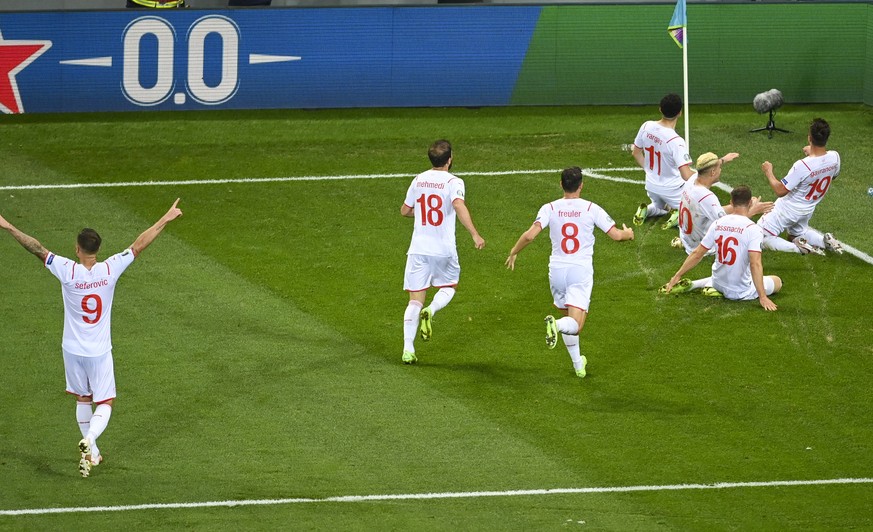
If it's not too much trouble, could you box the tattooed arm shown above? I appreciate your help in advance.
[0,213,49,262]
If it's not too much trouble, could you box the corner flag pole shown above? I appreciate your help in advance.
[682,27,689,150]
[668,0,689,149]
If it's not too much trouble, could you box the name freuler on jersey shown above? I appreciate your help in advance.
[558,210,582,217]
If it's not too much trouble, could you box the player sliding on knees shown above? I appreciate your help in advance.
[506,167,634,378]
[400,140,485,365]
[631,93,695,230]
[757,117,844,255]
[674,151,778,253]
[660,186,781,311]
[0,199,183,477]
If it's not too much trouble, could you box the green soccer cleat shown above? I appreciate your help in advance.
[659,277,692,295]
[418,307,433,341]
[701,287,724,298]
[661,209,679,230]
[402,351,417,364]
[632,203,648,226]
[544,315,558,350]
[576,355,588,378]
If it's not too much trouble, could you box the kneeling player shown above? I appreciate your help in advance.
[661,186,781,311]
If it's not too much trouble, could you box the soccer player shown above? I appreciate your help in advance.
[758,118,843,255]
[0,199,183,477]
[661,186,782,311]
[505,167,634,378]
[631,93,694,229]
[675,152,780,254]
[401,140,485,364]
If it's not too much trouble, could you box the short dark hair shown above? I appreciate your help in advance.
[730,185,752,208]
[561,167,583,192]
[809,118,830,147]
[428,139,452,168]
[660,93,683,119]
[77,228,101,254]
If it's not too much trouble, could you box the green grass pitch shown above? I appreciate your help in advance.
[1,104,871,529]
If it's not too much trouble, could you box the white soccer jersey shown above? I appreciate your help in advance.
[633,121,692,194]
[535,198,616,268]
[678,177,726,254]
[45,250,136,357]
[774,151,840,217]
[700,214,764,301]
[404,169,465,258]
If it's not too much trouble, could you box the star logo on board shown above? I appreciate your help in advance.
[0,29,52,114]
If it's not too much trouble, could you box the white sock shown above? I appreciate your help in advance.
[86,404,112,445]
[648,203,668,217]
[762,235,801,253]
[428,287,456,315]
[562,334,585,371]
[76,401,92,438]
[403,301,423,353]
[691,277,712,290]
[801,230,825,248]
[556,316,579,335]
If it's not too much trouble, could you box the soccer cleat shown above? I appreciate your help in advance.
[544,315,558,350]
[78,438,92,478]
[670,236,683,249]
[575,356,588,378]
[402,351,417,364]
[792,236,825,256]
[701,287,723,298]
[659,278,692,295]
[661,209,679,230]
[823,233,844,255]
[632,203,648,226]
[418,307,433,341]
[79,457,91,478]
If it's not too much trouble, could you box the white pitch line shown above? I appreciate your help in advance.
[0,168,642,192]
[711,182,873,266]
[1,478,870,516]
[2,168,867,265]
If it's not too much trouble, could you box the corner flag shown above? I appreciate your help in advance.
[668,0,686,48]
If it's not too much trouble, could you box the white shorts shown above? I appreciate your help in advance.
[403,254,460,292]
[549,265,593,311]
[717,275,777,301]
[646,186,683,211]
[63,350,116,403]
[757,206,813,238]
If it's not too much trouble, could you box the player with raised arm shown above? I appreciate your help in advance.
[661,186,782,311]
[506,167,634,378]
[675,152,779,254]
[631,93,695,229]
[758,118,843,255]
[0,199,183,477]
[400,140,485,364]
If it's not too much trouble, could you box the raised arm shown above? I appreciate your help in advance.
[505,222,542,270]
[0,213,49,262]
[452,198,485,250]
[761,162,790,197]
[131,198,183,256]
